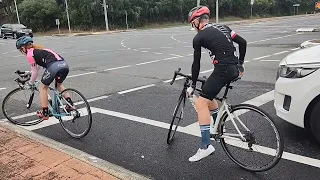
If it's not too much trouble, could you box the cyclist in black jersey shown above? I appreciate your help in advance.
[187,6,247,162]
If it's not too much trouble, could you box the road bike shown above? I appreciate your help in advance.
[2,70,92,139]
[167,68,284,172]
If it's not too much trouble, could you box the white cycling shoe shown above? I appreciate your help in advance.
[188,145,215,162]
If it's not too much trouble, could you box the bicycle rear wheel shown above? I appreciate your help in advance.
[219,104,284,172]
[57,88,92,139]
[167,91,186,145]
[2,88,43,126]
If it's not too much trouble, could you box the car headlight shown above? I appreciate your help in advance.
[278,65,318,79]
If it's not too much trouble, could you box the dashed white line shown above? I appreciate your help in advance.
[105,65,131,71]
[2,52,9,55]
[136,60,161,66]
[97,50,109,52]
[141,51,148,53]
[77,51,88,53]
[248,33,303,44]
[160,47,173,49]
[0,88,6,91]
[170,54,183,57]
[139,48,151,50]
[154,52,163,55]
[87,95,109,103]
[68,72,97,78]
[13,55,24,58]
[253,55,272,60]
[118,84,156,95]
[133,49,138,51]
[61,52,67,54]
[273,51,289,55]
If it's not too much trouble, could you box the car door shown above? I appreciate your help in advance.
[1,24,12,35]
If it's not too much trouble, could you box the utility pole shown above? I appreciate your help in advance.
[197,0,200,7]
[65,0,71,33]
[103,0,109,31]
[216,0,219,23]
[13,0,20,24]
[125,11,128,30]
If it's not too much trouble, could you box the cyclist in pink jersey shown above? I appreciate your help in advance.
[16,36,73,120]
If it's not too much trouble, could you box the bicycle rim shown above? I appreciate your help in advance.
[58,88,92,139]
[167,92,186,145]
[2,88,43,126]
[219,104,284,172]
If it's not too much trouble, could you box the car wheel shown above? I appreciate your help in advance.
[13,33,17,39]
[310,100,320,143]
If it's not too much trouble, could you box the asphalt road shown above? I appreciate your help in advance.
[1,14,320,179]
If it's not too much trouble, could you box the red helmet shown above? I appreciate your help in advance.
[188,6,210,23]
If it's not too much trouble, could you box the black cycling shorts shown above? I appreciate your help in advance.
[200,64,239,101]
[41,60,69,86]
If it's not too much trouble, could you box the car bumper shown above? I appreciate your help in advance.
[17,32,33,37]
[274,77,313,128]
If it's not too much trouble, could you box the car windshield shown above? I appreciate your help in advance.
[12,24,26,29]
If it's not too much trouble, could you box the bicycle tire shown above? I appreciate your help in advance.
[167,91,186,145]
[2,88,43,126]
[219,104,284,172]
[57,88,92,139]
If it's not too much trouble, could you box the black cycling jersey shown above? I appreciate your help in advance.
[191,23,247,86]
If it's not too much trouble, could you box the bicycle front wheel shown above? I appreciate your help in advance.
[2,88,43,126]
[219,104,284,172]
[57,88,92,139]
[167,91,186,145]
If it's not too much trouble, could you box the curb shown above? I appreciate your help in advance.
[0,121,152,180]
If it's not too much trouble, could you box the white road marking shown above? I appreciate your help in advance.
[87,95,109,103]
[253,55,272,60]
[248,33,303,44]
[291,47,300,51]
[97,50,109,52]
[141,51,148,53]
[2,52,9,55]
[61,52,67,54]
[104,65,131,71]
[0,88,6,91]
[118,84,156,95]
[154,52,163,55]
[133,49,138,51]
[89,106,320,169]
[68,72,97,78]
[170,54,183,57]
[77,51,88,53]
[136,60,161,66]
[160,47,173,49]
[273,51,289,55]
[260,60,281,62]
[139,48,151,50]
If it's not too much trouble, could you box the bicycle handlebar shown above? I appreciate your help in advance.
[170,68,207,85]
[14,70,31,86]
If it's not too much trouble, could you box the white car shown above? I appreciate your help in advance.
[274,44,320,143]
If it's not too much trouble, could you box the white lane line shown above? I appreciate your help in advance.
[77,51,88,53]
[118,84,156,95]
[170,54,183,57]
[141,51,148,53]
[273,51,289,55]
[90,106,320,169]
[2,52,9,55]
[136,60,161,66]
[92,107,170,129]
[164,56,181,60]
[248,33,303,44]
[61,52,67,54]
[133,49,138,51]
[291,47,300,51]
[154,52,163,55]
[139,48,151,50]
[260,60,281,62]
[87,95,109,103]
[0,88,6,91]
[104,65,131,71]
[253,55,272,60]
[160,47,173,49]
[97,50,109,52]
[12,50,17,53]
[68,72,97,78]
